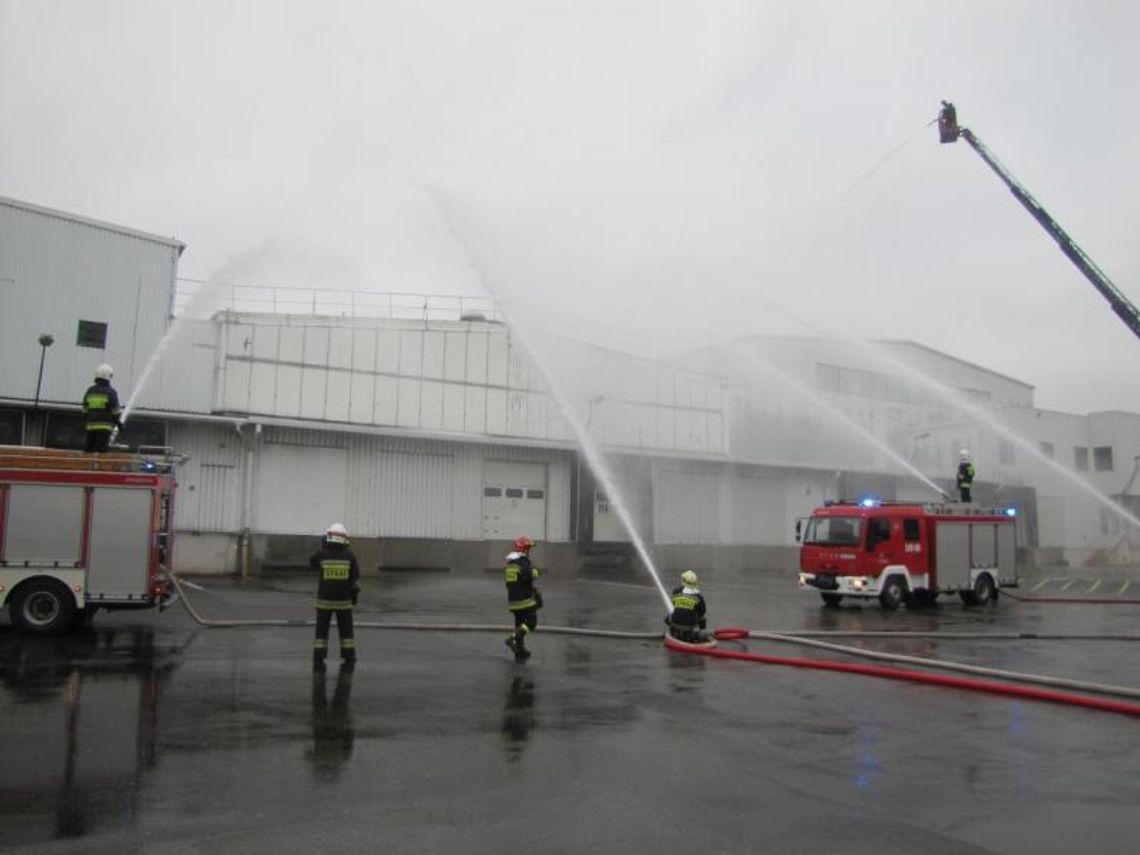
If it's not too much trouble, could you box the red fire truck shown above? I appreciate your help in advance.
[797,500,1018,609]
[0,446,181,634]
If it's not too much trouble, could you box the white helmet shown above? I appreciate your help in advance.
[325,522,349,544]
[681,570,699,586]
[95,363,114,380]
[959,449,970,463]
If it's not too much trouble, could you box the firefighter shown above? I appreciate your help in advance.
[310,523,360,673]
[504,536,542,663]
[665,570,708,643]
[82,364,122,452]
[956,449,976,503]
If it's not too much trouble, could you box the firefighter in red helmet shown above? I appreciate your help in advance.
[504,536,542,663]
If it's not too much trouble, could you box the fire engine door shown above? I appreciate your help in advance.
[865,517,894,571]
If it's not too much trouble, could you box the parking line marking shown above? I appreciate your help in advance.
[1032,579,1049,591]
[1120,581,1132,596]
[1059,579,1075,592]
[1088,579,1102,593]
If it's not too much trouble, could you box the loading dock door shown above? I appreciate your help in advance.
[482,461,546,540]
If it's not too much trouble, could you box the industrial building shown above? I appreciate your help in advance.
[2,194,1138,576]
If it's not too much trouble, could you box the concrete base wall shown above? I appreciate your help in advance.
[172,532,239,575]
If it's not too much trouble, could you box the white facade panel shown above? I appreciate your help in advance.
[255,442,348,535]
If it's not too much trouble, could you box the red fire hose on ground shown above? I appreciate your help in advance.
[664,628,1140,718]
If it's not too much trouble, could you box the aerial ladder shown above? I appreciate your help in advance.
[938,101,1140,341]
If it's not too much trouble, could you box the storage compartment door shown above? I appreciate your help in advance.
[87,488,153,599]
[3,484,84,566]
[933,522,970,589]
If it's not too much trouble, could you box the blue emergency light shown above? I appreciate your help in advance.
[859,496,880,508]
[1004,508,1017,517]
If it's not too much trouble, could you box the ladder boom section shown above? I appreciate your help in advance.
[940,102,1140,341]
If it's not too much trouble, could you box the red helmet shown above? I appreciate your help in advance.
[514,536,535,552]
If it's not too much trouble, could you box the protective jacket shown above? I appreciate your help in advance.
[82,379,121,433]
[505,552,540,611]
[956,462,975,492]
[310,541,361,610]
[667,585,707,631]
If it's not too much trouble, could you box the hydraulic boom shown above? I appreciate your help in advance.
[938,101,1140,341]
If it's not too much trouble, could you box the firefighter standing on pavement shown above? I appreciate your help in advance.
[666,570,708,643]
[310,523,360,673]
[956,449,976,503]
[504,536,542,663]
[82,364,121,452]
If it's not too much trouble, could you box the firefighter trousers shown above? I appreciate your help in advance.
[314,607,356,662]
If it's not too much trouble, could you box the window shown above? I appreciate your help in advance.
[867,517,891,547]
[526,489,544,499]
[1074,446,1089,471]
[1038,441,1054,458]
[505,488,524,498]
[0,409,23,444]
[1093,446,1114,472]
[483,487,502,497]
[903,518,920,541]
[76,320,108,349]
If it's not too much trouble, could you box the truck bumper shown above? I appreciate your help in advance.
[798,572,879,598]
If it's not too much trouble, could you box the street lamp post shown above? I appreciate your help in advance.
[33,333,54,445]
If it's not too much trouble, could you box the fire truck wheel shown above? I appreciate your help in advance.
[820,593,843,607]
[10,580,76,636]
[963,574,995,606]
[878,576,908,610]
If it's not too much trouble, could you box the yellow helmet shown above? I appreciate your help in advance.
[680,570,699,586]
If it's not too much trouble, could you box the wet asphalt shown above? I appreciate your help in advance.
[1,566,1138,855]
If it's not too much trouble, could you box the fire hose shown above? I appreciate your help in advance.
[665,628,1140,718]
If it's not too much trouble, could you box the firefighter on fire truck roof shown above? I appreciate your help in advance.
[956,449,976,503]
[82,363,121,453]
[310,523,360,674]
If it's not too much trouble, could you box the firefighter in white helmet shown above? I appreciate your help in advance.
[310,523,360,673]
[665,570,708,643]
[956,449,975,503]
[82,364,121,452]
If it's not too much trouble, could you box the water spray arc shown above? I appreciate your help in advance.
[427,191,673,611]
[733,344,948,500]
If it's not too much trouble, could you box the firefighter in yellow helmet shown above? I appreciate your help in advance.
[504,536,542,663]
[82,364,121,452]
[665,570,708,643]
[310,523,360,673]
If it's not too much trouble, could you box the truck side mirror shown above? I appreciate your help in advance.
[794,520,802,543]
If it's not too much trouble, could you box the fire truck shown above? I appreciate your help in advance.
[797,500,1018,609]
[0,446,181,634]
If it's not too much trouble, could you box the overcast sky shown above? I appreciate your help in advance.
[3,0,1138,414]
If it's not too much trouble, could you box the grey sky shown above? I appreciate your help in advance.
[2,1,1138,413]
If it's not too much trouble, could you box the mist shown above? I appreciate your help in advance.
[2,0,1139,413]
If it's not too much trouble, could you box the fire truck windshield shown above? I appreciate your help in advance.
[803,516,863,546]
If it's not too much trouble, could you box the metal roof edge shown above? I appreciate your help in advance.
[0,194,186,256]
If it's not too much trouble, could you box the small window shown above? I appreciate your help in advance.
[1038,441,1054,458]
[903,518,920,541]
[77,320,108,349]
[526,489,544,499]
[1094,446,1114,471]
[1074,446,1089,471]
[0,409,24,444]
[483,487,502,497]
[867,517,891,547]
[505,488,524,498]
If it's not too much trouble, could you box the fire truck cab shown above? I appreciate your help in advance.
[797,500,1018,609]
[0,446,182,634]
